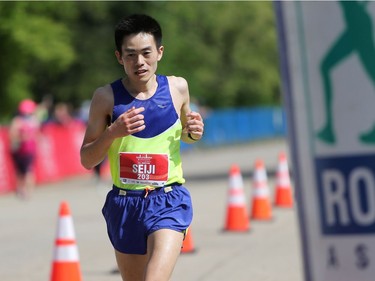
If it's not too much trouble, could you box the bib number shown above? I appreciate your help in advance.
[119,153,169,187]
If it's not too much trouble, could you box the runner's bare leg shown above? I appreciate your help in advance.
[115,229,183,281]
[145,229,184,281]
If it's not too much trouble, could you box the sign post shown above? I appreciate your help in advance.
[275,1,375,281]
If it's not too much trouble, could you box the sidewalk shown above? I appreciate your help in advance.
[0,138,303,281]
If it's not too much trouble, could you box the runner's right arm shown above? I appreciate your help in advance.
[80,85,146,170]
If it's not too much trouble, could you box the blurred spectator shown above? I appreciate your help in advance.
[78,99,91,124]
[9,99,40,199]
[78,100,107,183]
[51,102,75,126]
[35,94,53,124]
[93,159,106,185]
[190,97,209,119]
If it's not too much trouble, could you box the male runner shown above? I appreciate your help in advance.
[80,14,204,281]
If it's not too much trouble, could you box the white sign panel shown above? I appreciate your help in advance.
[276,1,375,281]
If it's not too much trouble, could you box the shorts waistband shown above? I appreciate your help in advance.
[112,183,182,198]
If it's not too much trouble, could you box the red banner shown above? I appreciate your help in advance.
[0,128,17,194]
[34,124,61,184]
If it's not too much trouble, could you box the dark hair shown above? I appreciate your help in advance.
[115,14,162,53]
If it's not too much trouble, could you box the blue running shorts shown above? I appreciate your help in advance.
[102,184,193,255]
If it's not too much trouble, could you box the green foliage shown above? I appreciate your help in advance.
[36,2,149,108]
[0,1,281,121]
[154,1,280,108]
[0,1,76,120]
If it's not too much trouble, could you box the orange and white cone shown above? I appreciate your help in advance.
[224,164,250,232]
[181,227,196,254]
[250,159,272,221]
[50,201,82,281]
[274,152,294,208]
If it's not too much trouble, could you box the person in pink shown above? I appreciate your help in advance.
[9,99,40,199]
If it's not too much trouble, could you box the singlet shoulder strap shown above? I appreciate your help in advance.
[157,74,168,85]
[110,79,133,106]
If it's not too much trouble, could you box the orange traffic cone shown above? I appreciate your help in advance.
[50,201,82,281]
[250,159,272,221]
[181,227,196,254]
[224,164,250,232]
[274,152,294,208]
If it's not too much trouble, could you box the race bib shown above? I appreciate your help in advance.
[119,153,169,187]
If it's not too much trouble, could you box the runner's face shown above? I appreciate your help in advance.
[116,32,163,82]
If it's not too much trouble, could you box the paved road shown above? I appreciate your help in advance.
[0,138,303,281]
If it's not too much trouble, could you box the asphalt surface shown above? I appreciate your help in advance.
[0,138,303,281]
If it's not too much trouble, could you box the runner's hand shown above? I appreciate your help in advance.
[185,111,204,140]
[109,106,145,138]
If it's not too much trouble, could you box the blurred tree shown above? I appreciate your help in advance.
[36,1,149,109]
[154,1,280,108]
[0,1,280,121]
[0,2,76,121]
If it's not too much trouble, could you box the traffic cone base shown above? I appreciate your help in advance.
[51,263,81,281]
[225,206,250,232]
[251,198,272,220]
[275,188,293,208]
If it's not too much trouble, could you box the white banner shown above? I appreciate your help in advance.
[276,1,375,281]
